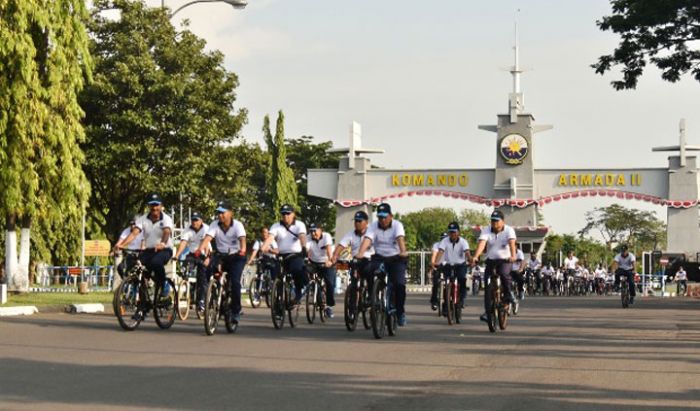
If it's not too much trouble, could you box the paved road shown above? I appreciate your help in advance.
[0,294,699,411]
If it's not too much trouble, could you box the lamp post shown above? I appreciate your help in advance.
[166,0,247,18]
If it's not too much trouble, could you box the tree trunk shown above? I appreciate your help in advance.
[5,214,18,290]
[16,216,31,292]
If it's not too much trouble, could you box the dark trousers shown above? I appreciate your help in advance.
[369,255,407,317]
[117,253,139,278]
[446,264,468,306]
[350,258,374,292]
[281,254,308,301]
[208,253,246,315]
[309,262,337,307]
[484,259,513,311]
[614,268,636,297]
[258,256,280,281]
[430,265,444,304]
[511,270,525,294]
[186,256,208,305]
[139,248,173,284]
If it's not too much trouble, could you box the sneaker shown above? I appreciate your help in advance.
[398,314,407,326]
[430,303,438,311]
[518,291,525,301]
[131,311,144,322]
[479,313,488,322]
[230,312,241,324]
[630,296,635,305]
[324,307,334,318]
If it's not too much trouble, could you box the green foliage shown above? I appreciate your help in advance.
[458,209,490,246]
[80,0,246,244]
[286,136,341,233]
[593,0,700,89]
[401,207,459,250]
[0,0,92,263]
[264,111,298,215]
[578,204,666,251]
[543,234,610,268]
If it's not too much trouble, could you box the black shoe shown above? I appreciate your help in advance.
[479,313,488,322]
[431,303,438,311]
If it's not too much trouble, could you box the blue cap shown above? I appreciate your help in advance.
[280,204,295,215]
[146,193,162,206]
[490,210,504,221]
[447,221,460,232]
[376,203,392,218]
[191,212,203,221]
[353,211,369,221]
[215,200,232,213]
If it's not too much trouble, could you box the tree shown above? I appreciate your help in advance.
[80,0,246,244]
[592,1,700,89]
[286,136,341,233]
[543,234,610,268]
[401,208,459,250]
[578,204,666,253]
[0,0,92,290]
[263,111,298,214]
[458,209,490,246]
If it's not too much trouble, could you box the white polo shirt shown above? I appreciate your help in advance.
[437,237,470,265]
[478,225,516,260]
[206,219,246,254]
[594,268,607,279]
[511,249,526,271]
[339,229,373,259]
[432,242,446,265]
[269,220,307,254]
[614,253,636,270]
[364,220,405,257]
[676,269,687,281]
[307,232,333,264]
[135,212,174,249]
[527,257,541,270]
[181,223,209,252]
[119,227,143,251]
[253,239,278,259]
[563,256,579,270]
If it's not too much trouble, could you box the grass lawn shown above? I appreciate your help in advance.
[2,292,113,307]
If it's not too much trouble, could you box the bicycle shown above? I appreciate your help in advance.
[203,252,239,336]
[270,254,301,330]
[485,268,510,333]
[471,272,482,296]
[541,274,551,296]
[113,249,177,331]
[305,262,328,324]
[619,273,630,308]
[175,254,200,321]
[248,258,273,309]
[438,264,463,325]
[343,259,372,332]
[370,256,401,339]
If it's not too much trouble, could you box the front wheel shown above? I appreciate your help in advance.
[286,282,299,328]
[114,276,142,331]
[445,283,455,325]
[271,279,285,330]
[204,280,222,336]
[249,276,261,309]
[371,279,387,339]
[223,287,238,334]
[154,278,177,330]
[306,281,317,324]
[176,277,191,321]
[344,282,359,332]
[486,285,498,333]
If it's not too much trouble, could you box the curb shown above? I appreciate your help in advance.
[65,303,105,314]
[0,306,38,316]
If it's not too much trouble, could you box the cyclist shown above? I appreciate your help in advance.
[471,263,484,294]
[119,193,175,321]
[612,245,637,304]
[174,212,210,314]
[562,250,580,287]
[356,203,409,326]
[471,210,517,323]
[431,222,471,311]
[510,248,526,300]
[113,217,143,280]
[332,210,374,292]
[673,266,688,296]
[262,204,308,305]
[594,264,607,293]
[307,223,336,318]
[430,232,448,311]
[248,226,280,284]
[526,252,541,292]
[195,201,247,324]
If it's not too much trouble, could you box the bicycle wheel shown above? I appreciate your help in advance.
[361,284,371,330]
[371,279,387,339]
[318,281,327,323]
[486,282,498,333]
[249,276,261,309]
[498,291,509,330]
[154,278,177,330]
[286,282,299,328]
[621,281,629,309]
[436,278,444,318]
[445,282,455,325]
[114,276,142,331]
[387,286,397,337]
[344,282,359,331]
[223,287,238,334]
[204,280,221,336]
[306,281,317,324]
[176,277,191,321]
[264,277,271,308]
[447,282,456,325]
[271,278,285,330]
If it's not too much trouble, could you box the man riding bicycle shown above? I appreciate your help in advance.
[262,204,308,306]
[471,210,517,323]
[562,250,580,287]
[307,223,337,318]
[356,203,409,326]
[510,248,526,300]
[195,201,247,324]
[119,193,174,321]
[248,226,280,282]
[173,212,209,315]
[114,216,143,281]
[432,222,471,311]
[674,266,688,296]
[526,252,541,292]
[429,232,448,311]
[332,210,374,294]
[612,245,637,305]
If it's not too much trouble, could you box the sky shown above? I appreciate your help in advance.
[146,0,700,236]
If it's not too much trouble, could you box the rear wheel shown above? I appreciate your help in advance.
[154,278,177,330]
[176,277,190,321]
[286,282,299,328]
[306,281,317,324]
[271,279,285,330]
[204,280,221,336]
[114,276,142,331]
[445,282,455,325]
[249,276,261,308]
[344,282,359,331]
[371,279,387,339]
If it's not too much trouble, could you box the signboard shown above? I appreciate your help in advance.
[659,258,669,266]
[84,240,111,257]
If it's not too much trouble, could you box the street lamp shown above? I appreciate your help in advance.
[169,0,247,18]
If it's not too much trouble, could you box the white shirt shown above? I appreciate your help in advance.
[595,268,607,279]
[307,232,333,264]
[340,229,373,259]
[269,220,307,254]
[472,265,484,277]
[181,224,209,252]
[676,269,687,281]
[206,219,246,254]
[119,227,143,251]
[135,212,174,249]
[432,242,446,265]
[614,252,636,270]
[511,249,525,271]
[527,257,541,270]
[542,266,553,276]
[563,256,579,270]
[253,238,278,259]
[437,237,470,265]
[364,220,405,257]
[478,225,517,260]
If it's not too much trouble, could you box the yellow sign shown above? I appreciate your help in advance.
[84,240,111,257]
[557,173,642,187]
[391,173,469,188]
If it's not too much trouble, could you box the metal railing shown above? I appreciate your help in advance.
[34,265,115,291]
